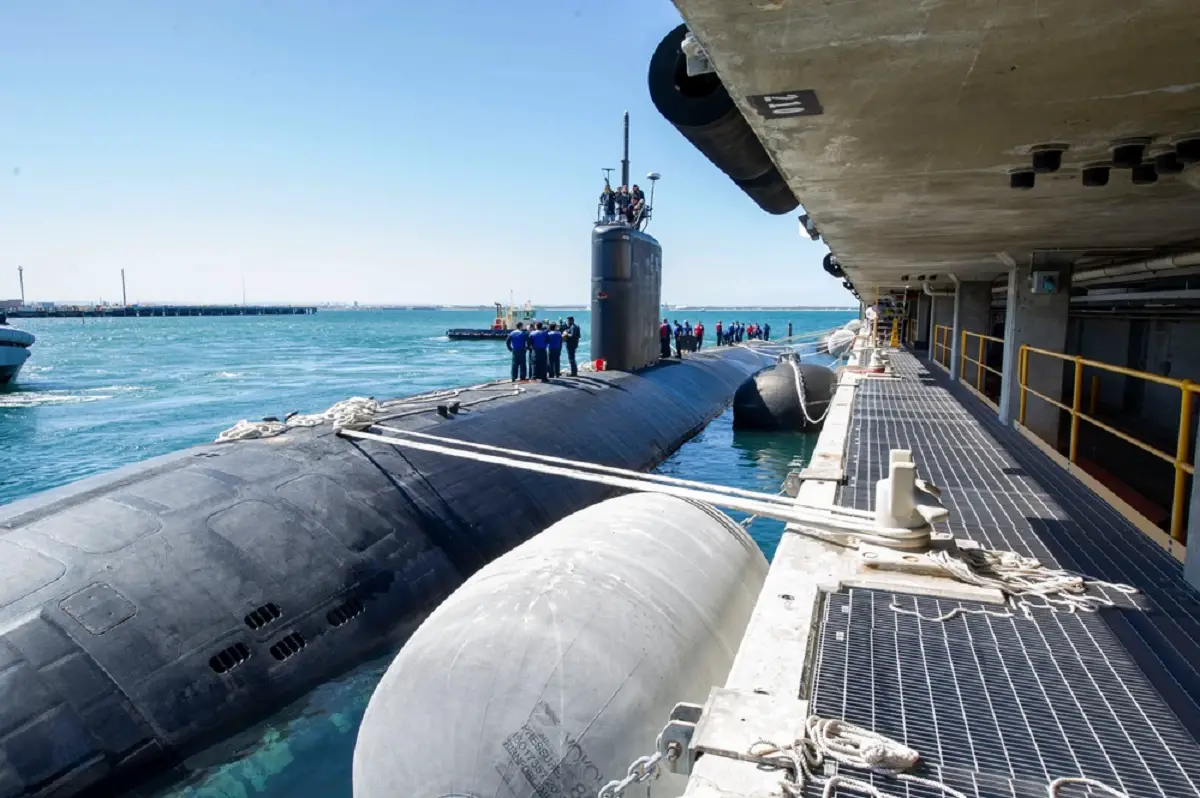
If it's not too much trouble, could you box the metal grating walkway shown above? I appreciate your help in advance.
[812,352,1200,798]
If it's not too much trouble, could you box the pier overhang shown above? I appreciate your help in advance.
[671,0,1200,298]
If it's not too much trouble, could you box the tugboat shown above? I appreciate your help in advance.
[446,299,541,340]
[0,311,35,386]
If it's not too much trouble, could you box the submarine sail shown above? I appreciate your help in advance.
[590,112,665,371]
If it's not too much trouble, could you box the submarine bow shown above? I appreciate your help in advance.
[0,348,766,798]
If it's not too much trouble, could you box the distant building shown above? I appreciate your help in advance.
[0,299,22,311]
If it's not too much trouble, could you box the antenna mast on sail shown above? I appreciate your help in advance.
[621,111,630,188]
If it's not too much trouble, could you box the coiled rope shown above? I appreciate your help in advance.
[750,716,967,798]
[214,382,521,443]
[889,547,1138,622]
[215,397,380,442]
[748,715,1129,798]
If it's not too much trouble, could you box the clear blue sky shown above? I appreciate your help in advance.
[0,0,845,307]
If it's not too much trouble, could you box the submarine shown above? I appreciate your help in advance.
[350,39,844,798]
[0,121,777,798]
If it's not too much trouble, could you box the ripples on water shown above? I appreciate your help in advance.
[0,308,853,798]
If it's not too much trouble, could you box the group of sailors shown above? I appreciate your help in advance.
[599,183,647,226]
[658,319,781,359]
[506,315,794,375]
[714,320,771,345]
[505,317,582,382]
[659,319,706,358]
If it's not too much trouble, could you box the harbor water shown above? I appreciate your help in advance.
[0,307,852,798]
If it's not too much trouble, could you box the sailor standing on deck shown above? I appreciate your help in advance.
[659,318,672,359]
[547,323,563,378]
[506,322,528,382]
[600,184,616,223]
[695,320,705,349]
[673,320,684,359]
[528,322,550,383]
[714,320,722,346]
[563,316,581,376]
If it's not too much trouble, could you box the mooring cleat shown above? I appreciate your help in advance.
[874,450,948,538]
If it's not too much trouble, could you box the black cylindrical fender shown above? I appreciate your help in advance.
[648,24,799,215]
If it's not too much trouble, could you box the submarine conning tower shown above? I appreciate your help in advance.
[590,223,662,371]
[589,111,665,372]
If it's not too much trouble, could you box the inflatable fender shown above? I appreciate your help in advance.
[648,24,799,215]
[733,360,837,431]
[352,493,769,798]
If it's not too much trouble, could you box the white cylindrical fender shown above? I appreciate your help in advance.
[352,493,769,798]
[826,327,856,358]
[843,319,863,332]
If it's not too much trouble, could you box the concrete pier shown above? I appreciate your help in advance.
[680,349,1200,798]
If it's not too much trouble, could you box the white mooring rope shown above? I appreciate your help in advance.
[750,715,969,798]
[213,382,522,444]
[746,715,1129,798]
[344,428,869,533]
[789,355,833,427]
[888,547,1138,622]
[1047,776,1131,797]
[261,396,1133,618]
[371,425,800,509]
[215,397,380,442]
[340,426,939,549]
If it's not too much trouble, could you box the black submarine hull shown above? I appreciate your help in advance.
[0,348,766,798]
[445,328,510,340]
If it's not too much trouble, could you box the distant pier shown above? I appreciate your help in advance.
[10,304,318,319]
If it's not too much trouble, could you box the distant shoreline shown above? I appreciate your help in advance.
[319,305,858,312]
[15,303,858,313]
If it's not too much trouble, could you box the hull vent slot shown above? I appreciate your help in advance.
[269,632,307,661]
[327,598,366,628]
[244,602,283,631]
[209,642,251,674]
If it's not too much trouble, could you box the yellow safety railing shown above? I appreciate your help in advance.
[1019,345,1196,545]
[960,330,1004,405]
[932,324,952,369]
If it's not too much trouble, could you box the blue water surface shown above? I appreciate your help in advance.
[0,307,853,798]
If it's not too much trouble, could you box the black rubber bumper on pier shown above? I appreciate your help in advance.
[0,347,765,798]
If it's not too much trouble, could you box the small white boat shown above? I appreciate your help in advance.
[0,314,35,386]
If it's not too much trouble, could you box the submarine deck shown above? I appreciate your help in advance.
[683,349,1200,798]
